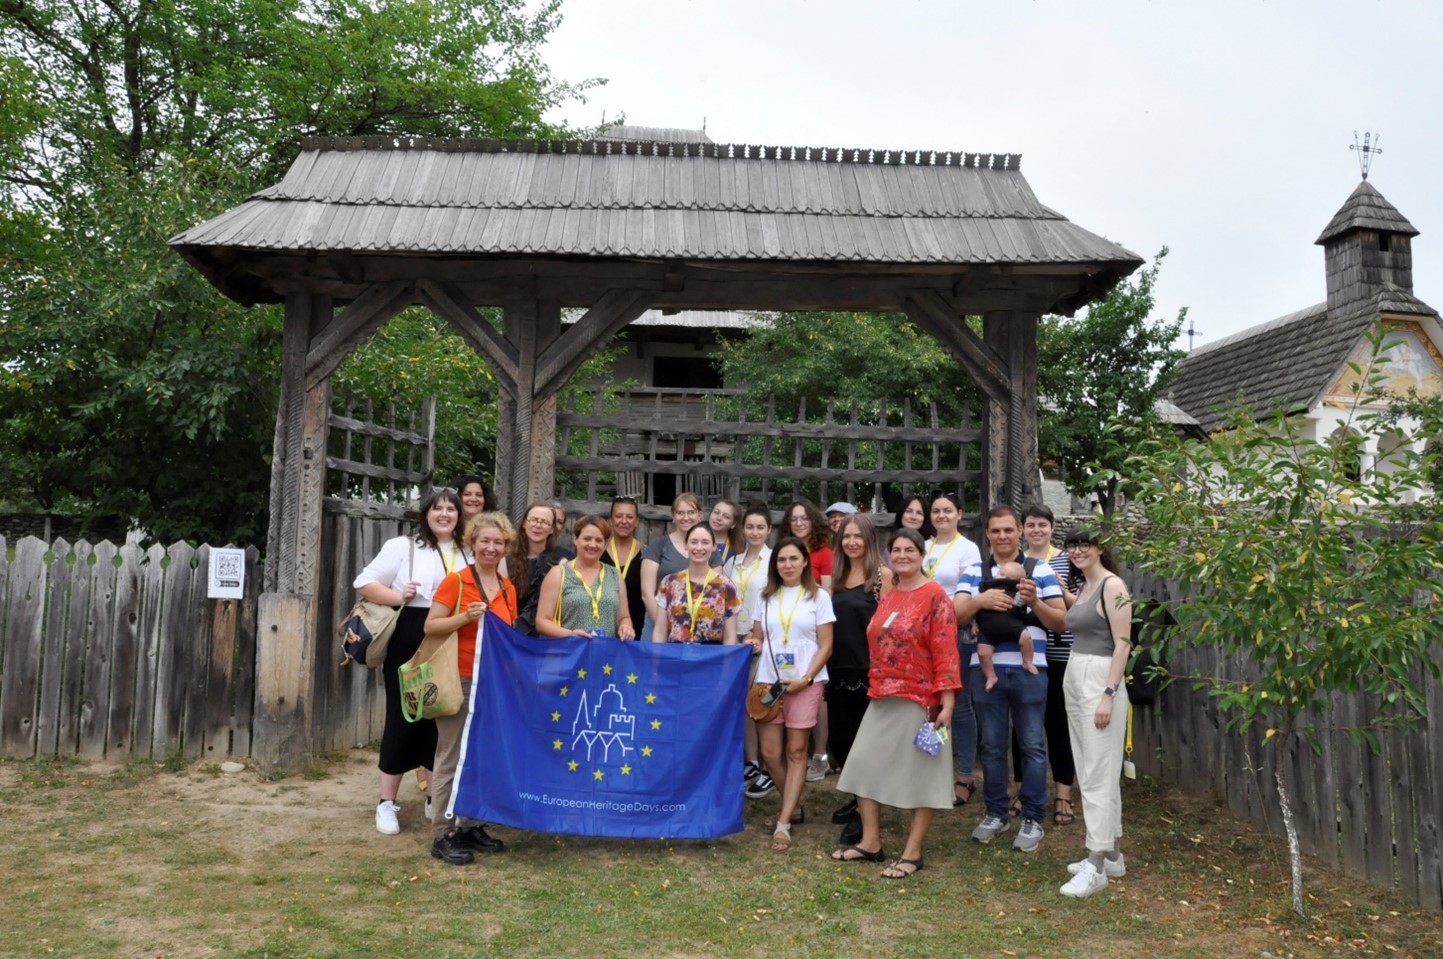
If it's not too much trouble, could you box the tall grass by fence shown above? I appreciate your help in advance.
[1129,574,1443,912]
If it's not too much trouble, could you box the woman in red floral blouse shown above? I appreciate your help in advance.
[831,527,961,878]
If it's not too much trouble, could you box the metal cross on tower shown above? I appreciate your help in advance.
[1185,315,1203,351]
[1351,131,1382,180]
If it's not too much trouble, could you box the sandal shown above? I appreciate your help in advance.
[771,823,792,852]
[1009,797,1022,819]
[953,780,974,807]
[1053,798,1076,825]
[831,843,886,863]
[764,807,805,828]
[881,857,925,879]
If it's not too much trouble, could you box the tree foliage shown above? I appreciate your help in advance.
[1109,327,1443,915]
[1037,249,1186,514]
[0,0,592,543]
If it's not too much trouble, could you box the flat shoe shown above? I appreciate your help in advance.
[881,857,925,879]
[771,823,792,852]
[831,844,886,863]
[831,798,858,823]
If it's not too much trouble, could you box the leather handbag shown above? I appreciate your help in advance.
[745,598,786,723]
[339,538,415,668]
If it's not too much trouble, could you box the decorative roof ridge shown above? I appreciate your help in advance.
[296,136,1023,170]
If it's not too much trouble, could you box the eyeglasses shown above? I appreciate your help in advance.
[526,517,554,527]
[1065,542,1097,553]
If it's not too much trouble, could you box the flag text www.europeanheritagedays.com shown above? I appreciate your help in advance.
[450,613,752,839]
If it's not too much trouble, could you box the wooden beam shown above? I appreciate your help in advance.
[304,281,414,388]
[251,592,317,769]
[902,290,1011,402]
[416,279,519,394]
[982,311,1040,509]
[535,288,652,399]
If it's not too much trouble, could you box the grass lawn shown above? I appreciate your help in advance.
[1,751,1438,958]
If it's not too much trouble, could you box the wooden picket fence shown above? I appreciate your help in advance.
[1128,573,1443,912]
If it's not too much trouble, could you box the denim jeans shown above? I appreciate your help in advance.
[973,666,1048,821]
[951,640,978,782]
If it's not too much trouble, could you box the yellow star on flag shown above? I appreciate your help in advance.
[641,746,653,757]
[567,760,578,771]
[603,664,613,675]
[650,719,662,730]
[553,739,563,750]
[620,764,632,775]
[626,673,638,684]
[593,769,604,781]
[551,710,561,722]
[560,685,569,696]
[577,668,587,679]
[645,693,656,704]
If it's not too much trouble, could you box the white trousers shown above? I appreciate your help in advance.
[1064,652,1129,853]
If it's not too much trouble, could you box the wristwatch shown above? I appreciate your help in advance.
[1102,685,1116,698]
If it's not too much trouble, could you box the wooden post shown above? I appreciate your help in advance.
[253,292,332,769]
[982,311,1040,509]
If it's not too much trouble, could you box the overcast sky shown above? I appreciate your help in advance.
[539,0,1442,349]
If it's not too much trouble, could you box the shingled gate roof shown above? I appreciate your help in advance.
[170,136,1141,311]
[1166,286,1439,433]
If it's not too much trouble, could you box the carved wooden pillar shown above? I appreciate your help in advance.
[983,311,1040,510]
[254,292,332,768]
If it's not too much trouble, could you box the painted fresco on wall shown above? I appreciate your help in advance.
[1323,320,1443,403]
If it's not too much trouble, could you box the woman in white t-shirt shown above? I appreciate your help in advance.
[924,491,983,807]
[746,536,835,852]
[724,502,774,794]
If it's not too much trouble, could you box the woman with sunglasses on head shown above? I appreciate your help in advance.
[726,501,777,799]
[600,496,648,636]
[504,501,568,635]
[536,515,636,640]
[745,536,835,852]
[708,498,744,566]
[825,511,891,841]
[423,511,518,864]
[654,524,740,644]
[354,487,467,837]
[922,491,983,807]
[1057,528,1132,898]
[640,493,707,642]
[831,527,960,879]
[1023,503,1081,828]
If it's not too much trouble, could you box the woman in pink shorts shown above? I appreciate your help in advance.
[745,536,835,852]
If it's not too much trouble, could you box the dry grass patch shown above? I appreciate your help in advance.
[0,752,1438,959]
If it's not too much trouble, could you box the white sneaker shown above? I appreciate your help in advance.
[1059,860,1109,898]
[806,753,829,783]
[424,796,434,822]
[375,799,401,835]
[1068,853,1126,878]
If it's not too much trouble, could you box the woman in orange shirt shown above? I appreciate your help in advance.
[423,511,519,865]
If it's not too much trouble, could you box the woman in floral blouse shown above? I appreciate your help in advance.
[832,527,961,878]
[653,524,741,644]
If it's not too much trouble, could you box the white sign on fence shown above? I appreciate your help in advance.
[207,547,246,599]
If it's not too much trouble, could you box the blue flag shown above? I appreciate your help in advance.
[451,613,752,839]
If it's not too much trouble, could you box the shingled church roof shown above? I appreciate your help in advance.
[1315,180,1419,245]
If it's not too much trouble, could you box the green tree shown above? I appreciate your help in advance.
[1037,249,1186,515]
[1109,327,1443,917]
[0,0,593,543]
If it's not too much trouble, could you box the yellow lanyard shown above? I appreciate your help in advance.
[776,585,805,646]
[574,563,607,625]
[716,541,733,565]
[439,542,459,575]
[923,536,959,578]
[607,537,638,580]
[684,567,715,639]
[735,551,764,601]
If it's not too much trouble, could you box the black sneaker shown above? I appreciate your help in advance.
[430,834,474,865]
[839,817,863,846]
[831,798,858,823]
[454,824,506,853]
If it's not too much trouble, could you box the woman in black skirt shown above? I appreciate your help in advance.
[353,487,468,835]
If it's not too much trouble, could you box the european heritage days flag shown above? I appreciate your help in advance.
[451,613,752,839]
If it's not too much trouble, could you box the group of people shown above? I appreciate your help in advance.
[353,483,1135,898]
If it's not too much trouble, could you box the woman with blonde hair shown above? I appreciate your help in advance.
[639,492,705,641]
[535,515,636,640]
[423,511,518,864]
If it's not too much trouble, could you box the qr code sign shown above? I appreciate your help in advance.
[215,552,242,587]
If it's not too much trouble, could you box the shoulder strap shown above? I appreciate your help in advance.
[1022,556,1039,578]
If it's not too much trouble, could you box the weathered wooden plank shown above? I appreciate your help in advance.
[78,541,119,760]
[1333,687,1368,878]
[181,545,214,758]
[56,540,96,755]
[1287,707,1329,864]
[252,592,318,768]
[322,497,412,521]
[1357,690,1394,886]
[1306,700,1340,870]
[231,547,262,756]
[554,412,981,444]
[323,455,428,487]
[0,538,48,757]
[202,590,239,757]
[1386,698,1420,904]
[35,539,73,756]
[1416,660,1443,912]
[105,543,144,759]
[555,455,979,487]
[130,543,168,758]
[326,413,430,446]
[150,542,196,757]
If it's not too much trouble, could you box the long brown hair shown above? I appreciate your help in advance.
[833,513,883,593]
[785,498,830,553]
[761,536,818,601]
[508,500,557,592]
